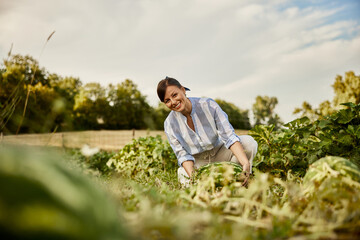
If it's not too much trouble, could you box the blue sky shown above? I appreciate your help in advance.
[0,0,359,123]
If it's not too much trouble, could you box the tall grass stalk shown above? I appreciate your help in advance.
[15,31,55,135]
[0,43,19,131]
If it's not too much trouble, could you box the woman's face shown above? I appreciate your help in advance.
[163,85,187,112]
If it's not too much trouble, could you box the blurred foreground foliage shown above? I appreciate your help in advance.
[0,145,130,240]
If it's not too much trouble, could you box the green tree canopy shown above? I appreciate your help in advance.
[73,83,109,130]
[215,99,251,130]
[252,95,282,129]
[0,54,71,133]
[106,79,153,129]
[1,54,158,133]
[333,71,360,107]
[153,102,171,130]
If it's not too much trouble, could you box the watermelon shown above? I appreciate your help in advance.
[196,162,244,188]
[303,156,360,195]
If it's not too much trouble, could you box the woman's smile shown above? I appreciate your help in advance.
[174,102,181,110]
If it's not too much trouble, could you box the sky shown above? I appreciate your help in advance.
[0,0,359,123]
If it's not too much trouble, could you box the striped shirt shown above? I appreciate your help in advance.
[164,97,241,167]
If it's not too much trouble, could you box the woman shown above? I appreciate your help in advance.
[157,77,258,186]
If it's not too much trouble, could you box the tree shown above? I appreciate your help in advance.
[48,74,82,131]
[294,71,360,120]
[333,71,360,107]
[106,79,153,129]
[1,54,81,133]
[153,102,171,130]
[23,82,67,133]
[293,101,317,121]
[73,83,109,130]
[252,95,282,129]
[50,74,82,105]
[1,54,160,133]
[215,99,251,129]
[0,54,61,133]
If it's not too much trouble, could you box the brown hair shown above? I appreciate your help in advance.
[157,77,190,102]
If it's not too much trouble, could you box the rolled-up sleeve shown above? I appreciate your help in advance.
[208,99,241,149]
[164,121,195,167]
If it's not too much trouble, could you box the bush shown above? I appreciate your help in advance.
[66,148,115,176]
[106,135,178,185]
[249,102,360,178]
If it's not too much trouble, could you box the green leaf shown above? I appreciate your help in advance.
[308,135,321,143]
[336,109,356,124]
[318,119,331,129]
[340,102,356,108]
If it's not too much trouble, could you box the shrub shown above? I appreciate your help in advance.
[249,102,360,178]
[106,135,178,185]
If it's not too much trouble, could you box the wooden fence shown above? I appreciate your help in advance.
[0,130,248,151]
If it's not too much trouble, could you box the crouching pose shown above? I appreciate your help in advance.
[157,77,258,186]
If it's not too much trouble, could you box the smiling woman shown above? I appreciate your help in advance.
[156,77,258,186]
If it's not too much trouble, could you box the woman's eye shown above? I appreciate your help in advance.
[173,93,177,97]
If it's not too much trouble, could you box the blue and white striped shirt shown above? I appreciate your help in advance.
[164,97,241,167]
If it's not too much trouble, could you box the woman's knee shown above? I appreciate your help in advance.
[239,135,258,153]
[178,167,190,186]
[178,167,189,178]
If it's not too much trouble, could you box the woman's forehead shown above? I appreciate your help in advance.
[164,85,181,97]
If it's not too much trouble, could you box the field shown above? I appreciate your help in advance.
[1,104,359,240]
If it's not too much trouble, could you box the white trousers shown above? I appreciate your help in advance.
[177,135,258,185]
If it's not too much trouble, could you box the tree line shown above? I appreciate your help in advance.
[0,54,252,134]
[1,54,358,134]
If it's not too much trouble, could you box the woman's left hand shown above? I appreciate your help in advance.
[241,161,250,186]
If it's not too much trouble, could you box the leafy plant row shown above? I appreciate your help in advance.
[106,135,178,185]
[249,102,360,178]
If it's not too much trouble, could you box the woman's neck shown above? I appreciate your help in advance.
[181,98,192,117]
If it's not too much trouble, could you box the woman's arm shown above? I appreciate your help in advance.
[182,160,195,178]
[229,141,250,172]
[165,119,195,169]
[230,141,251,186]
[208,99,241,149]
[206,99,251,185]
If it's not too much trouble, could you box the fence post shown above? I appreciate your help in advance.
[132,128,135,139]
[62,133,65,148]
[0,132,3,143]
